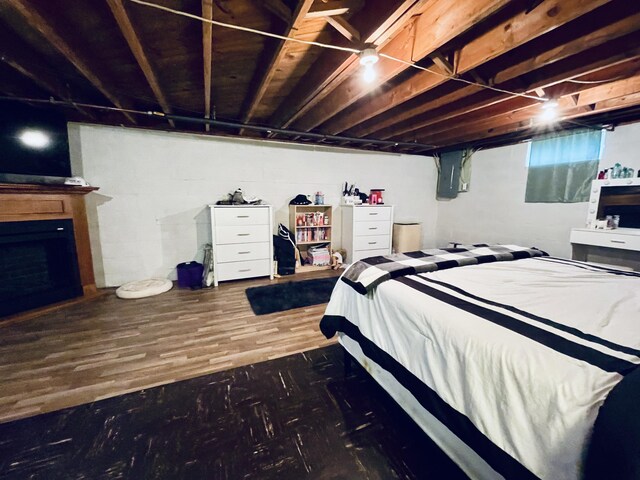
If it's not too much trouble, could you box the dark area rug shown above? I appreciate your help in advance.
[246,276,339,315]
[0,344,468,480]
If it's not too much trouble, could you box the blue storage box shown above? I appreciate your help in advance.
[177,261,203,289]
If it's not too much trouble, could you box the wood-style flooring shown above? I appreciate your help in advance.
[0,344,468,479]
[0,270,340,424]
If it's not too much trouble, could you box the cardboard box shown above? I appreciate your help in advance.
[392,223,421,253]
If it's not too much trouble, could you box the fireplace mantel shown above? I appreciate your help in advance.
[0,183,99,297]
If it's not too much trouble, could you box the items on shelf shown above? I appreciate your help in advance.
[597,163,635,179]
[216,188,263,205]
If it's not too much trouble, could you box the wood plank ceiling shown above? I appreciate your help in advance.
[1,0,639,155]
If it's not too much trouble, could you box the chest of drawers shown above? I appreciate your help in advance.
[342,205,394,263]
[209,205,273,286]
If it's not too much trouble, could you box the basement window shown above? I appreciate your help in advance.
[525,129,604,203]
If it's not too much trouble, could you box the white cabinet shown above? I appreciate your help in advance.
[342,205,394,263]
[209,205,273,286]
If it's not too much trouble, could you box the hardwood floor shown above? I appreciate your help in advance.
[0,270,340,424]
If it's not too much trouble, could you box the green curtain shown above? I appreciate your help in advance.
[525,129,602,203]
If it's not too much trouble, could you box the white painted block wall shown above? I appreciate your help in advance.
[435,123,640,258]
[69,124,438,287]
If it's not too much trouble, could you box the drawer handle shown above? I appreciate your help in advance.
[236,215,249,218]
[238,251,251,254]
[237,233,250,236]
[368,227,378,230]
[610,240,626,244]
[368,241,377,245]
[238,268,252,272]
[369,212,379,216]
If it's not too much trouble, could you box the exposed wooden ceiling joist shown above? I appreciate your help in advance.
[325,0,614,138]
[324,16,360,43]
[395,44,640,143]
[106,0,174,127]
[293,0,511,133]
[6,0,136,124]
[1,0,639,155]
[240,0,315,127]
[306,0,364,19]
[268,0,423,130]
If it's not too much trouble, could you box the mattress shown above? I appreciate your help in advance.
[321,255,640,479]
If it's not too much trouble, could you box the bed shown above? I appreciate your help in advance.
[319,245,640,480]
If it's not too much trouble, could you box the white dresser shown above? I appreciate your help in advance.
[209,205,273,286]
[342,204,394,263]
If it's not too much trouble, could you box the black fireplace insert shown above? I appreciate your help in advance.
[0,219,83,317]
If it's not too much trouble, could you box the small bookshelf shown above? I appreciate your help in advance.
[289,204,332,267]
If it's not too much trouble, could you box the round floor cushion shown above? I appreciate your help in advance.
[116,278,173,299]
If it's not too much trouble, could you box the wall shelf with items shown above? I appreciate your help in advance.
[289,205,332,267]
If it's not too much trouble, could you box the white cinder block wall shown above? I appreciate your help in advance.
[435,123,640,258]
[69,124,438,287]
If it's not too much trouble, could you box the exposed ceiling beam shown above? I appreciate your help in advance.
[107,0,174,127]
[337,0,625,139]
[419,80,640,147]
[292,18,418,132]
[0,32,96,120]
[6,0,137,124]
[429,51,454,76]
[492,4,640,85]
[240,0,315,127]
[306,0,364,19]
[268,0,424,131]
[576,75,640,107]
[400,79,611,143]
[324,16,361,43]
[262,0,292,23]
[202,0,213,132]
[390,40,640,142]
[294,0,511,133]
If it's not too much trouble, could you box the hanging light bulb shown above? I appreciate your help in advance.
[363,64,376,83]
[359,47,379,84]
[538,99,559,123]
[18,129,51,149]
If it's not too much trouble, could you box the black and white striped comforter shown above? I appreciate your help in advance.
[321,255,640,479]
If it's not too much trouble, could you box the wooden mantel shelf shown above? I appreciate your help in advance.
[0,183,98,195]
[0,182,99,300]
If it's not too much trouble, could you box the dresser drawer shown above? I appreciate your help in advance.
[215,225,270,245]
[215,207,270,226]
[352,248,391,262]
[354,206,392,222]
[216,242,270,263]
[354,234,390,251]
[216,259,271,281]
[570,229,640,251]
[354,220,391,236]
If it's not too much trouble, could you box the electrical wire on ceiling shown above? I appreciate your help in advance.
[127,0,548,103]
[567,77,625,84]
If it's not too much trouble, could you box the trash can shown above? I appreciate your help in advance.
[392,223,422,253]
[177,261,204,289]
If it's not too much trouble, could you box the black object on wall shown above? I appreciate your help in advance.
[0,102,71,184]
[437,150,463,199]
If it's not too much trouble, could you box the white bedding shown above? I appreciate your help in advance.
[323,257,640,480]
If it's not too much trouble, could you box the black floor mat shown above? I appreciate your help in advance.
[245,276,339,315]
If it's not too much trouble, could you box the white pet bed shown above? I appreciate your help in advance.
[116,278,173,299]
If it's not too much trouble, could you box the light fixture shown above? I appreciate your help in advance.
[360,47,379,84]
[359,47,379,66]
[537,99,559,123]
[18,129,51,149]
